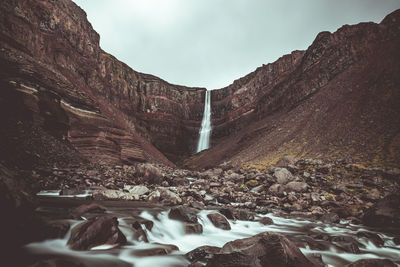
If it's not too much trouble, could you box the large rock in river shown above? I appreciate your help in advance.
[207,213,231,230]
[67,216,126,250]
[169,206,198,223]
[206,232,314,267]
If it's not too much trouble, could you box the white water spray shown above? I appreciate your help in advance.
[196,90,212,153]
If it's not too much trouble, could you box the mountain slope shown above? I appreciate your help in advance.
[187,9,400,169]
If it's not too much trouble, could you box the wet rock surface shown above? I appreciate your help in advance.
[206,232,314,267]
[186,245,221,263]
[67,216,127,250]
[169,206,199,223]
[207,213,231,230]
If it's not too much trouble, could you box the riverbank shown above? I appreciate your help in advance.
[2,156,400,266]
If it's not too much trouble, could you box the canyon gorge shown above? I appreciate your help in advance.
[0,0,400,266]
[1,1,399,170]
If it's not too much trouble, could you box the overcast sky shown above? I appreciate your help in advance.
[73,0,400,89]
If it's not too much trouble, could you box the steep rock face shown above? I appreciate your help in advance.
[187,9,400,169]
[1,0,399,169]
[0,0,206,166]
[210,50,305,141]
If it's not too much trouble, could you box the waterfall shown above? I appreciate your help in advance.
[196,90,212,153]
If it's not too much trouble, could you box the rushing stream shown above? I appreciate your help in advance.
[196,90,212,153]
[24,193,400,267]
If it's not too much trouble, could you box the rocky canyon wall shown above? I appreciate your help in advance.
[0,0,310,165]
[187,10,400,169]
[0,0,207,166]
[1,0,399,169]
[209,50,305,142]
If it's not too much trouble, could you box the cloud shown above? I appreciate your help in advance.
[73,0,400,89]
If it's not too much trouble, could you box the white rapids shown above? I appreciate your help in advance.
[196,90,212,153]
[24,208,400,267]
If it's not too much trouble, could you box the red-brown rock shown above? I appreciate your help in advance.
[67,216,126,250]
[206,232,314,267]
[207,213,231,230]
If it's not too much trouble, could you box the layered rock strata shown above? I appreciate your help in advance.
[0,0,206,166]
[188,10,400,168]
[1,0,399,169]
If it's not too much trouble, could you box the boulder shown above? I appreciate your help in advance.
[320,213,340,224]
[268,183,284,195]
[185,223,203,234]
[92,189,138,200]
[148,188,182,205]
[147,190,161,202]
[159,188,182,205]
[251,184,265,193]
[132,229,148,242]
[206,232,314,267]
[169,206,198,223]
[186,245,221,263]
[258,217,274,225]
[234,209,255,221]
[190,201,206,210]
[171,177,190,186]
[67,216,126,250]
[73,203,106,215]
[276,156,297,167]
[152,243,180,253]
[207,213,231,230]
[136,163,163,184]
[224,172,245,183]
[200,168,223,179]
[204,194,215,203]
[124,185,149,196]
[362,193,400,229]
[132,218,154,231]
[364,188,380,200]
[219,208,235,220]
[345,259,396,267]
[274,168,294,184]
[285,181,309,193]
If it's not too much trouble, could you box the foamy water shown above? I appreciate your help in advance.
[24,207,400,267]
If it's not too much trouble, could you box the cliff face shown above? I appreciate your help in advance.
[210,50,305,142]
[188,10,400,169]
[0,0,206,167]
[1,0,399,169]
